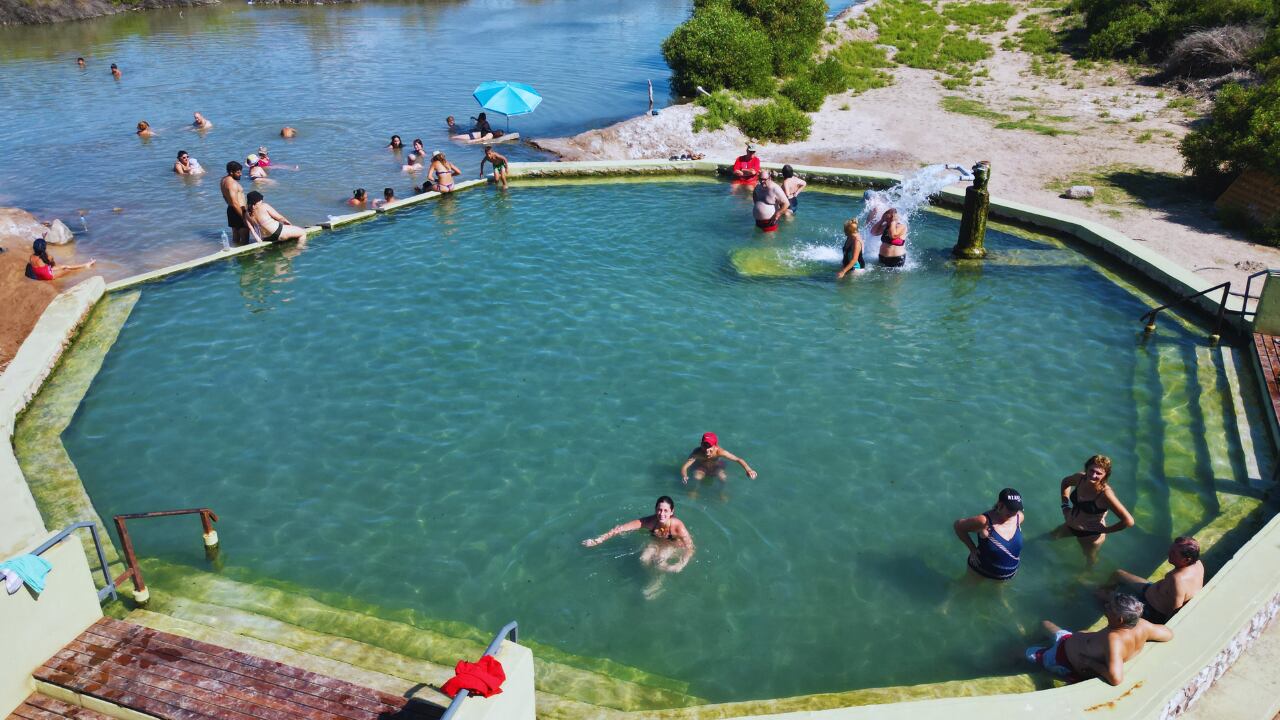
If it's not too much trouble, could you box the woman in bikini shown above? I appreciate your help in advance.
[26,239,95,281]
[1053,454,1134,566]
[871,207,907,267]
[245,190,307,244]
[954,488,1024,580]
[581,496,695,574]
[428,151,463,193]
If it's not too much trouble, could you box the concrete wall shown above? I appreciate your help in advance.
[451,641,536,720]
[0,537,104,715]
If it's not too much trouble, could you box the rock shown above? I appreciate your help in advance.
[0,207,46,242]
[43,219,75,245]
[1064,185,1095,199]
[1236,260,1266,273]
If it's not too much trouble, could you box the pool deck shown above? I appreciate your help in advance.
[0,161,1275,720]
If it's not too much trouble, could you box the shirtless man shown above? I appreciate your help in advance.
[220,161,249,245]
[77,57,86,68]
[192,112,213,130]
[780,164,806,215]
[681,432,757,484]
[110,63,121,79]
[1101,537,1203,624]
[1027,593,1173,686]
[752,170,790,232]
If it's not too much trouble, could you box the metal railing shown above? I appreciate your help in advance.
[1140,282,1233,343]
[32,522,117,603]
[439,621,519,720]
[1240,269,1276,322]
[113,508,218,605]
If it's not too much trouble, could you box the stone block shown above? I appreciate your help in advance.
[1064,185,1095,199]
[43,219,75,245]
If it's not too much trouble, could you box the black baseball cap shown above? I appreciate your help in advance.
[998,488,1023,511]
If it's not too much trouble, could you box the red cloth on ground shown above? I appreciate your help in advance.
[441,654,506,699]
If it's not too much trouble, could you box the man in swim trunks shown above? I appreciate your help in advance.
[752,171,790,232]
[1027,593,1172,685]
[681,432,757,484]
[480,145,509,189]
[731,143,761,182]
[781,164,806,215]
[220,161,249,245]
[1101,536,1203,624]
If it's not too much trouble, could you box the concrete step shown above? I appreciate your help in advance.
[138,559,702,713]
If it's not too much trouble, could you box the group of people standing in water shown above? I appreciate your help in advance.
[584,443,1204,686]
[729,143,908,277]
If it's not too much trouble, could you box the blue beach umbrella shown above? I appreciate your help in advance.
[472,81,542,129]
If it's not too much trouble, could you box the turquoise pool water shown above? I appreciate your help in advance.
[63,180,1267,702]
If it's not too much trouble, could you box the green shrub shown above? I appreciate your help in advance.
[780,75,827,111]
[662,6,775,96]
[1181,76,1280,181]
[736,98,813,142]
[728,0,829,75]
[1072,0,1276,60]
[942,1,1017,32]
[693,91,741,132]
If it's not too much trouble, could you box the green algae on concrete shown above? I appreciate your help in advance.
[13,290,139,582]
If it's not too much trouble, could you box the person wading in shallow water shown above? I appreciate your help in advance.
[752,170,789,233]
[953,488,1024,580]
[680,432,757,484]
[221,161,250,246]
[1052,454,1134,566]
[581,496,695,599]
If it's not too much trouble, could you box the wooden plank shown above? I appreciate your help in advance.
[81,626,400,715]
[34,665,214,720]
[21,694,115,720]
[60,641,374,720]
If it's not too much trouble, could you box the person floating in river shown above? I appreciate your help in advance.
[110,63,121,79]
[1052,454,1135,566]
[953,488,1024,580]
[681,432,757,484]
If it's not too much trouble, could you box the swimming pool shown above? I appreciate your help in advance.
[60,178,1269,703]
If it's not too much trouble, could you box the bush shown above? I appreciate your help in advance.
[1163,25,1266,77]
[692,91,741,132]
[1181,75,1280,180]
[662,5,775,96]
[1072,0,1276,60]
[779,75,827,111]
[729,0,829,75]
[735,98,812,142]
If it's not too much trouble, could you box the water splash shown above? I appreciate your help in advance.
[220,231,231,251]
[857,163,970,258]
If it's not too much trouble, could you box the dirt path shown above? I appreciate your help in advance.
[533,2,1278,293]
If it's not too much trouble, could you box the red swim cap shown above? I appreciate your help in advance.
[702,432,718,447]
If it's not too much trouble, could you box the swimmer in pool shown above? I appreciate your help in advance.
[753,170,790,232]
[582,495,694,598]
[136,121,155,137]
[77,57,86,68]
[387,134,404,150]
[836,218,864,279]
[781,164,806,215]
[192,112,213,130]
[681,432,757,484]
[348,188,368,207]
[173,150,203,175]
[1052,454,1135,567]
[871,207,907,268]
[280,126,297,139]
[375,187,396,208]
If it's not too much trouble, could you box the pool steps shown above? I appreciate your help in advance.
[133,558,703,714]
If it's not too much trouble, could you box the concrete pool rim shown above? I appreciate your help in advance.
[0,160,1273,719]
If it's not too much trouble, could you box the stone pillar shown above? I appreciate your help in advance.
[953,161,991,260]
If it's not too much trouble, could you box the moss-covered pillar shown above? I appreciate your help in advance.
[953,161,991,260]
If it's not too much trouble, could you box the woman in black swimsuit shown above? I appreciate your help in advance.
[1053,454,1134,565]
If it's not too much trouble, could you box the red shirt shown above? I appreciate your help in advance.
[732,154,760,176]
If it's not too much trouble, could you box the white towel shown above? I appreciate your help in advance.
[0,568,20,595]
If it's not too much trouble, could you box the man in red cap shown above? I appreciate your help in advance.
[680,432,758,484]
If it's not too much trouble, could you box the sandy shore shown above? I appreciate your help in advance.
[533,4,1279,294]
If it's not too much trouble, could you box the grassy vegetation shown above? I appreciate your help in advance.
[734,98,813,142]
[692,91,741,132]
[994,117,1077,136]
[863,0,1004,87]
[1046,164,1194,211]
[940,95,1011,121]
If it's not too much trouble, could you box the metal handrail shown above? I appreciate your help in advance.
[31,522,117,602]
[1240,269,1276,321]
[1140,282,1233,343]
[439,621,519,720]
[113,508,218,605]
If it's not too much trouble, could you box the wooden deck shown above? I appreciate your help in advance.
[8,694,113,720]
[18,617,442,720]
[1254,334,1280,428]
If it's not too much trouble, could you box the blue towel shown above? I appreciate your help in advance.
[0,554,53,594]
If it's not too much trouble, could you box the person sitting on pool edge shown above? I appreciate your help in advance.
[836,218,864,280]
[1027,593,1172,686]
[245,190,307,244]
[681,432,757,484]
[731,143,760,183]
[581,495,694,573]
[953,488,1023,580]
[1099,536,1203,624]
[26,239,95,281]
[429,151,463,193]
[753,170,790,232]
